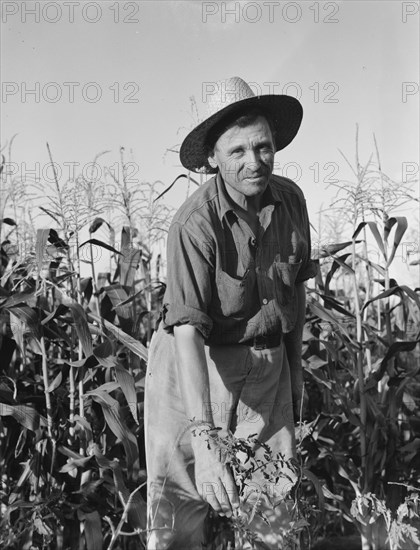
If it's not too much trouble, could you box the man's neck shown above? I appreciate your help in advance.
[224,182,264,215]
[223,183,263,237]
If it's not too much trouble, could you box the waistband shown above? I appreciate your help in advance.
[240,333,282,350]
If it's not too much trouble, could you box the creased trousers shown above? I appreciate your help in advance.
[144,324,296,550]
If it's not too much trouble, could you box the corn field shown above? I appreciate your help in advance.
[0,136,419,550]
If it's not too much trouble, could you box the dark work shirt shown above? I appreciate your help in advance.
[162,172,316,345]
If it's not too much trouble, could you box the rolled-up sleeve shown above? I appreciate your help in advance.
[162,221,215,339]
[296,198,317,284]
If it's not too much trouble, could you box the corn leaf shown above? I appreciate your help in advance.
[89,217,108,233]
[154,173,200,202]
[353,221,386,260]
[79,238,121,256]
[94,450,146,530]
[35,229,51,275]
[362,285,420,312]
[119,227,142,288]
[78,510,103,550]
[68,303,93,357]
[325,254,351,294]
[104,284,133,332]
[0,290,36,309]
[93,338,115,368]
[88,389,139,478]
[93,339,139,424]
[313,241,361,259]
[364,340,420,390]
[355,254,386,277]
[89,312,148,361]
[309,301,352,340]
[115,361,139,425]
[0,403,45,431]
[38,206,61,225]
[8,305,42,340]
[384,217,408,267]
[47,371,63,393]
[1,217,16,225]
[303,468,325,512]
[319,294,355,318]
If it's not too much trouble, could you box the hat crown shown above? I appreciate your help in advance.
[202,77,256,121]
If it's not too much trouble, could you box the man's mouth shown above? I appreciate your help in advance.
[246,174,266,181]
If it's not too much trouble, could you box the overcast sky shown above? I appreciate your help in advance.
[1,0,419,281]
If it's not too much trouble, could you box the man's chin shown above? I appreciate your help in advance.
[244,176,269,191]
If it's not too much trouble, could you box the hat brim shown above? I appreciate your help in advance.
[179,95,303,174]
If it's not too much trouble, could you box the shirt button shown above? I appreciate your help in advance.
[251,238,257,246]
[262,298,268,305]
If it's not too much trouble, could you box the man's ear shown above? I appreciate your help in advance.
[208,155,218,169]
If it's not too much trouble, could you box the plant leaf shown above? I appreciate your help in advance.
[79,510,103,550]
[36,229,51,275]
[39,206,61,224]
[0,403,45,431]
[364,340,420,390]
[89,217,108,234]
[1,218,16,226]
[68,303,93,357]
[153,173,200,202]
[353,221,386,260]
[325,254,351,294]
[88,389,139,478]
[309,300,352,340]
[9,305,42,340]
[313,241,361,259]
[115,361,139,425]
[79,239,121,256]
[89,312,148,361]
[385,217,408,267]
[362,285,420,312]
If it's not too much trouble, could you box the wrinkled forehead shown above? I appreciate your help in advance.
[208,111,275,153]
[215,115,274,148]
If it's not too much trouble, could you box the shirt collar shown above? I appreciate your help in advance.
[216,171,282,222]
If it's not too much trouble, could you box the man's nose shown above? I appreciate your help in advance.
[244,149,261,171]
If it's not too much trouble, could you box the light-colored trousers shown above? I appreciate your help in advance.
[144,324,296,549]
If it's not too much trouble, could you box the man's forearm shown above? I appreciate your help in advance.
[173,324,214,427]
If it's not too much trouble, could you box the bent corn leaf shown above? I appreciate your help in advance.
[0,403,45,431]
[9,305,42,340]
[79,238,121,256]
[89,312,148,361]
[68,302,93,357]
[88,389,139,478]
[352,221,386,259]
[384,216,408,267]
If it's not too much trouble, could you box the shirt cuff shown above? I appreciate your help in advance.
[162,303,213,340]
[296,260,317,283]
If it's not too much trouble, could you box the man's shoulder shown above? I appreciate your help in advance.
[270,174,306,203]
[171,176,219,227]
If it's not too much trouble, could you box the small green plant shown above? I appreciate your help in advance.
[192,426,322,550]
[351,489,420,550]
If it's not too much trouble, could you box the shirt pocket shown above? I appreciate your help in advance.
[274,260,302,305]
[216,269,252,317]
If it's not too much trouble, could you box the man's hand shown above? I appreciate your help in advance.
[173,325,240,517]
[191,428,239,517]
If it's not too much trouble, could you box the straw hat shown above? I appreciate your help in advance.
[179,76,303,174]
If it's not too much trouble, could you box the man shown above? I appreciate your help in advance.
[145,76,316,549]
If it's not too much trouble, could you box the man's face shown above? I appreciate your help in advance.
[208,116,275,198]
